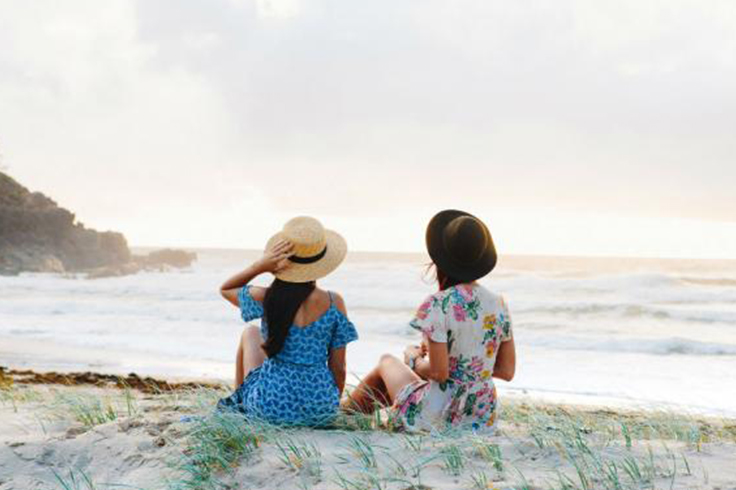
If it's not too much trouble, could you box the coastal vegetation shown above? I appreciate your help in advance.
[0,171,195,277]
[1,374,734,490]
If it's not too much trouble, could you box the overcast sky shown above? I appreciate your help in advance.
[1,0,735,258]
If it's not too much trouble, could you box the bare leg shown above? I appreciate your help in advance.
[235,341,245,389]
[343,354,422,414]
[234,325,267,388]
[343,365,391,413]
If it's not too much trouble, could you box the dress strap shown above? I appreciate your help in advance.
[327,291,334,306]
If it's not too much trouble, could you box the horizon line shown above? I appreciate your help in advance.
[129,244,736,263]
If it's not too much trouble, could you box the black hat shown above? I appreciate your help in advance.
[426,210,497,283]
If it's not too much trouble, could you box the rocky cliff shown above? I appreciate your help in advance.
[0,172,195,276]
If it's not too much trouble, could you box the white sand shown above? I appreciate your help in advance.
[1,383,735,490]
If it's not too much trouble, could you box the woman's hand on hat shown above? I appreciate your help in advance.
[257,239,294,273]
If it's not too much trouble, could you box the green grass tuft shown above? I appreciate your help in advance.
[168,411,265,490]
[51,468,97,490]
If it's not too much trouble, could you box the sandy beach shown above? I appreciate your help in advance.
[2,368,735,490]
[3,1,736,488]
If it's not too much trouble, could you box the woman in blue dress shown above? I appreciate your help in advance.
[218,216,358,427]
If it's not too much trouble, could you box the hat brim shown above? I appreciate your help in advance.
[426,209,497,283]
[266,229,347,283]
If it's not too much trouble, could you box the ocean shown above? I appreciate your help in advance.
[1,249,735,417]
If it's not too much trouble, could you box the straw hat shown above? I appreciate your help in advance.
[265,216,347,283]
[426,209,497,283]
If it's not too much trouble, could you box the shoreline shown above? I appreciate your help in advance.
[4,360,734,420]
[3,364,736,428]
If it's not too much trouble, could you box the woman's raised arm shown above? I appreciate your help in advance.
[220,240,294,306]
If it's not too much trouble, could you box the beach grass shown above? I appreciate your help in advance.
[51,468,97,490]
[48,389,138,428]
[121,389,736,489]
[0,380,44,412]
[163,395,731,490]
[2,381,734,490]
[168,410,264,490]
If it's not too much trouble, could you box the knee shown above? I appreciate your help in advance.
[378,353,399,369]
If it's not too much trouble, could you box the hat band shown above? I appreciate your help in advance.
[289,246,328,264]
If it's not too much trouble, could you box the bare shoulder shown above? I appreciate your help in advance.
[329,291,348,315]
[249,286,267,302]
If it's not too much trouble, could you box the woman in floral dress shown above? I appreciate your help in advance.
[343,210,516,432]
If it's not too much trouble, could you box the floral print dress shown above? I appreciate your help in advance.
[393,283,513,433]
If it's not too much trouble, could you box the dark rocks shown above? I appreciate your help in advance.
[0,171,196,277]
[86,249,198,278]
[137,248,197,269]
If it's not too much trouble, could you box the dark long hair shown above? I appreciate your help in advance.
[262,278,316,357]
[426,263,464,291]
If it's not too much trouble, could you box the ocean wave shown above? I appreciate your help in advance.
[518,303,671,318]
[528,336,736,357]
[498,271,736,294]
[516,301,736,325]
[679,277,736,287]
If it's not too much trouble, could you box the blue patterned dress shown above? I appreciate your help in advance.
[218,285,359,426]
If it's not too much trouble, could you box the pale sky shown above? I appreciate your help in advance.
[1,0,735,258]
